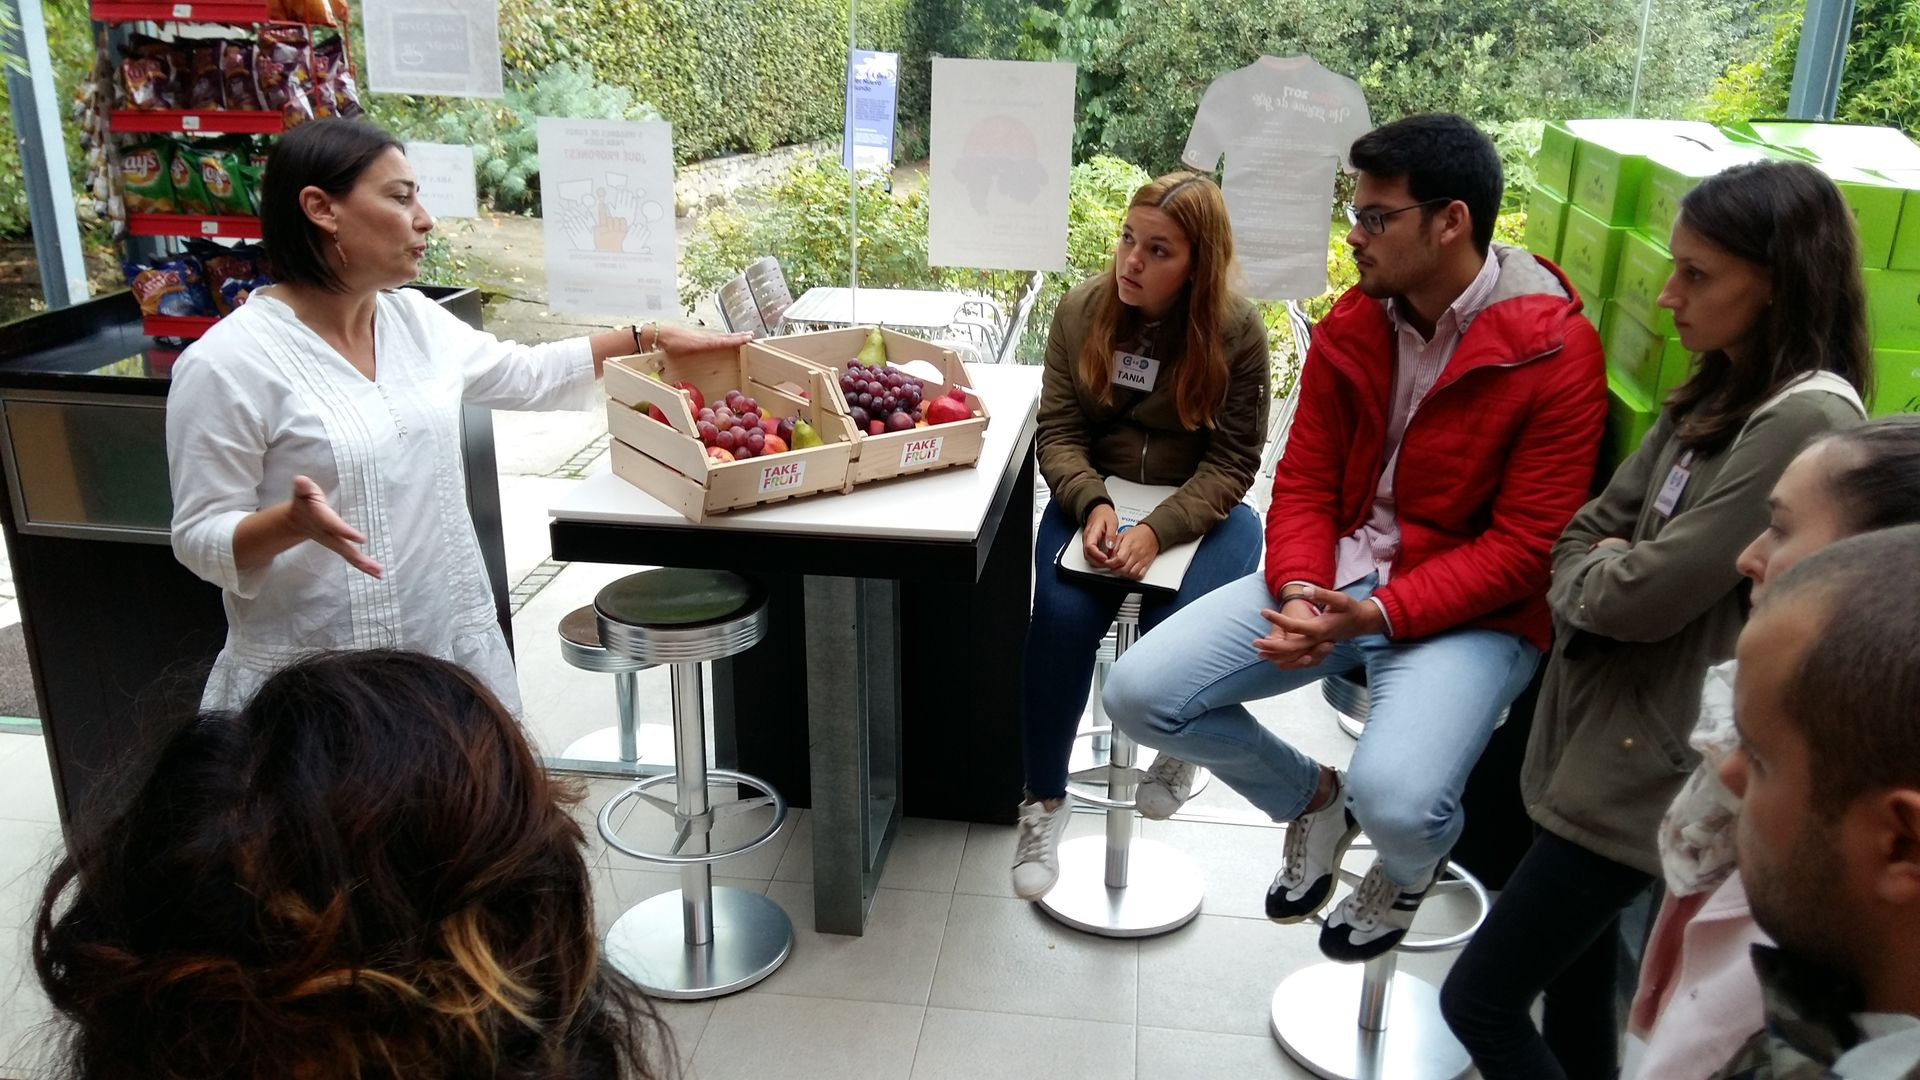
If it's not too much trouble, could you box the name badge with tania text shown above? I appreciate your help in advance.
[1111,350,1160,392]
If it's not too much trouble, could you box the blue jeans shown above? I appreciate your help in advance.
[1102,571,1539,886]
[1021,499,1262,800]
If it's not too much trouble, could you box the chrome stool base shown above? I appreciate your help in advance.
[604,886,793,1000]
[1270,957,1469,1080]
[1037,836,1203,937]
[560,722,678,768]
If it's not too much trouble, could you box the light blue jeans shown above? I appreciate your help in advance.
[1102,571,1539,887]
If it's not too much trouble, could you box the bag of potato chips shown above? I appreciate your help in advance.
[118,140,177,214]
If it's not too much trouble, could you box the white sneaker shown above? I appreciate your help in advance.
[1011,796,1074,899]
[1134,755,1198,820]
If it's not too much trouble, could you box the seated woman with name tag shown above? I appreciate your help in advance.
[1011,170,1271,901]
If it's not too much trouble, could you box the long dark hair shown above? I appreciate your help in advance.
[260,118,403,292]
[1666,160,1872,452]
[32,650,669,1080]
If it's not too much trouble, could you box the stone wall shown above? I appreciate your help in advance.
[675,140,836,216]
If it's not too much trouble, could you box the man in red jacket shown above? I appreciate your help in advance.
[1104,114,1606,963]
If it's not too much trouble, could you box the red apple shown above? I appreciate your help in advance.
[762,434,788,454]
[925,395,972,425]
[707,446,735,463]
[674,381,705,413]
[867,419,887,437]
[646,403,671,425]
[760,415,780,436]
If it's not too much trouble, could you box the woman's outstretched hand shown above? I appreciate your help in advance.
[288,475,383,579]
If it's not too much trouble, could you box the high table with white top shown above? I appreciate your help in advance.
[550,364,1041,934]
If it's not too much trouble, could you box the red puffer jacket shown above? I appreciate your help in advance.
[1265,247,1607,651]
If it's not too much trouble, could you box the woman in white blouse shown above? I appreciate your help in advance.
[167,119,747,713]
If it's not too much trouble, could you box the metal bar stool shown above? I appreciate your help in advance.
[1326,669,1508,740]
[557,604,676,768]
[593,568,792,1000]
[1269,843,1491,1079]
[1039,593,1208,937]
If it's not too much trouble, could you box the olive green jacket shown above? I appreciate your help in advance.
[1522,384,1864,874]
[1036,276,1272,547]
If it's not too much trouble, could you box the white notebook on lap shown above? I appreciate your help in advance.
[1055,477,1201,596]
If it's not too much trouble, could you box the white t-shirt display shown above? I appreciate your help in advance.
[1183,55,1371,300]
[166,288,597,715]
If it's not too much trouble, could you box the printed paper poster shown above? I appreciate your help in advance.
[405,142,479,219]
[537,118,677,316]
[929,58,1073,271]
[362,0,504,98]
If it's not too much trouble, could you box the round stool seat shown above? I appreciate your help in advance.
[1325,669,1508,740]
[559,604,654,674]
[595,568,768,665]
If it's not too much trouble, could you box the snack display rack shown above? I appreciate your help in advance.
[91,2,273,22]
[87,0,354,340]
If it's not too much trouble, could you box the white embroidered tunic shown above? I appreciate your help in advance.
[166,287,596,713]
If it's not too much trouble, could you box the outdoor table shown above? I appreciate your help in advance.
[549,363,1041,934]
[782,287,973,332]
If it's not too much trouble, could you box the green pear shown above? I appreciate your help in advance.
[857,326,888,367]
[790,419,824,449]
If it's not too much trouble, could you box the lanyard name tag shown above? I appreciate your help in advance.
[1653,450,1695,517]
[1111,350,1160,392]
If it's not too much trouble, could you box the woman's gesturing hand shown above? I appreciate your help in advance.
[289,475,383,579]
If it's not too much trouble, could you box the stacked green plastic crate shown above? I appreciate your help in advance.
[1525,119,1920,466]
[1529,119,1747,464]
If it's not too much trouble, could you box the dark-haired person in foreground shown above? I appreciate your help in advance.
[1709,525,1920,1079]
[166,118,748,714]
[1101,113,1606,963]
[34,650,670,1080]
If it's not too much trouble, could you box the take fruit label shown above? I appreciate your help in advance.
[899,435,944,468]
[758,459,807,495]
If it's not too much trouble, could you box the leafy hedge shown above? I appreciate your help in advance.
[493,0,909,164]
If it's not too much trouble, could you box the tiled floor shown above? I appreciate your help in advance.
[0,674,1508,1080]
[0,418,1511,1078]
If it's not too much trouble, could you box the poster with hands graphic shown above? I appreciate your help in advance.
[537,118,676,316]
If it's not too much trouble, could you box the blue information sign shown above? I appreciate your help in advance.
[843,50,900,172]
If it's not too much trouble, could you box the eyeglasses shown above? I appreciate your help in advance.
[1345,198,1452,236]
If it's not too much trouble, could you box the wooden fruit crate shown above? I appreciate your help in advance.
[604,343,856,523]
[763,325,991,486]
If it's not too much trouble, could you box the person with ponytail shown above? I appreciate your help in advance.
[33,650,669,1080]
[1012,171,1270,900]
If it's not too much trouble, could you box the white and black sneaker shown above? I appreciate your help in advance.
[1318,857,1446,964]
[1010,796,1075,900]
[1133,755,1198,820]
[1266,770,1361,923]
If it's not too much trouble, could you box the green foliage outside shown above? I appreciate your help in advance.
[1005,0,1756,189]
[684,152,1544,398]
[1698,0,1920,133]
[0,0,97,239]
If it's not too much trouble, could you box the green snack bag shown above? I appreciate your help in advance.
[196,145,250,216]
[168,139,212,215]
[231,159,263,216]
[118,139,177,214]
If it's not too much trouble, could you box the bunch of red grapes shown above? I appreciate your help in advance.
[840,360,925,435]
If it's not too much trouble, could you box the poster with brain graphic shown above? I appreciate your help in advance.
[929,59,1074,271]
